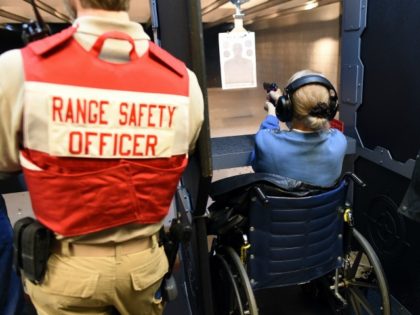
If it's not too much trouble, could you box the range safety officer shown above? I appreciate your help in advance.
[0,0,204,314]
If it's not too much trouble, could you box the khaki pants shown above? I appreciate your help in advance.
[25,239,169,315]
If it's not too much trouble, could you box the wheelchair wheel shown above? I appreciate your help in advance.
[210,246,259,315]
[339,228,391,315]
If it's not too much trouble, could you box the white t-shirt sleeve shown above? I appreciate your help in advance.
[187,69,204,153]
[0,49,24,173]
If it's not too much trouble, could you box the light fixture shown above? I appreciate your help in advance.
[219,0,269,10]
[0,23,19,31]
[4,24,17,31]
[304,0,319,10]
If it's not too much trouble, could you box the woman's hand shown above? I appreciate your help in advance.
[264,101,277,116]
[266,88,282,103]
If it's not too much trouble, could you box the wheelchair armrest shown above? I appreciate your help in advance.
[253,186,269,204]
[341,172,366,188]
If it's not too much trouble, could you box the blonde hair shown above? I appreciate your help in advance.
[79,0,130,10]
[288,70,331,131]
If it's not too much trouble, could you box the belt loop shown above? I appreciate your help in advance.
[60,240,71,256]
[115,243,122,259]
[152,234,157,249]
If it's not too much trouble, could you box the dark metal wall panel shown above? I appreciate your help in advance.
[0,29,23,53]
[156,2,213,315]
[339,0,366,140]
[354,157,420,314]
[0,24,70,55]
[358,0,420,163]
[341,0,417,179]
[342,2,420,312]
[156,0,213,210]
[156,0,192,68]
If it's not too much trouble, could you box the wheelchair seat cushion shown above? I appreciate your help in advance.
[208,173,339,235]
[210,172,335,201]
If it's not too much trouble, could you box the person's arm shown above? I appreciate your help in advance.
[259,87,283,130]
[258,100,280,130]
[187,69,204,153]
[0,50,24,175]
[250,101,278,167]
[259,111,280,130]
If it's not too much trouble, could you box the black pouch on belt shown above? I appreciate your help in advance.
[13,217,35,276]
[13,218,53,284]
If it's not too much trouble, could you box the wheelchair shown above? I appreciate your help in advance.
[207,172,391,315]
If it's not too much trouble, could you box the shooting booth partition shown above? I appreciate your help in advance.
[341,0,420,313]
[148,1,214,315]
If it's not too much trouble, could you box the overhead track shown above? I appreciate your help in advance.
[204,0,339,28]
[22,0,71,23]
[246,0,338,23]
[202,0,229,15]
[202,0,289,20]
[0,9,30,23]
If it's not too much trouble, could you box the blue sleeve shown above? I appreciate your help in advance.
[250,115,279,168]
[259,115,280,130]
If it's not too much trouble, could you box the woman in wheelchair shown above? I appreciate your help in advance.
[251,70,347,187]
[207,71,390,315]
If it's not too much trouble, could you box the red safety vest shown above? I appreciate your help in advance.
[20,27,190,237]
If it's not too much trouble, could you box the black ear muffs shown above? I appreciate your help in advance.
[276,93,294,122]
[275,75,338,122]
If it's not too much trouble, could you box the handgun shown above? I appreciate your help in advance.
[263,82,279,104]
[263,82,278,93]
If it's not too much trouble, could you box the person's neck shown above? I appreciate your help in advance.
[291,120,313,132]
[77,8,129,21]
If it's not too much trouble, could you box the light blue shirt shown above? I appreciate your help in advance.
[251,115,347,187]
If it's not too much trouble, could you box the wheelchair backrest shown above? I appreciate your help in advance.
[249,180,347,290]
[209,173,348,291]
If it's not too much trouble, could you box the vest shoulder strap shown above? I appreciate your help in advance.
[25,27,186,78]
[148,41,186,77]
[27,26,76,56]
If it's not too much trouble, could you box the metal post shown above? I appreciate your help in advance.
[155,1,213,315]
[149,0,160,45]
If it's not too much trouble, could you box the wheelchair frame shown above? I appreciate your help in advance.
[207,173,391,315]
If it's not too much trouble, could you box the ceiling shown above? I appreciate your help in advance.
[0,0,151,24]
[0,0,339,27]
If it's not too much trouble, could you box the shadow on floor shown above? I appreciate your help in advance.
[255,285,334,315]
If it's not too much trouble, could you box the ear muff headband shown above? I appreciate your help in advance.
[276,75,339,122]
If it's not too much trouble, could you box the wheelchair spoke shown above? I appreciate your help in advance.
[347,280,379,290]
[338,228,391,315]
[223,247,259,315]
[349,292,363,315]
[348,286,376,315]
[212,253,245,315]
